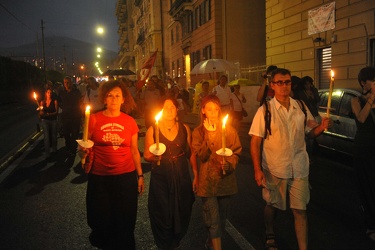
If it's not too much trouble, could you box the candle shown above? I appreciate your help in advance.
[327,70,334,118]
[33,92,39,106]
[154,110,163,150]
[222,114,229,151]
[83,106,90,141]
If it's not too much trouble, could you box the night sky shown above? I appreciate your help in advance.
[0,0,119,51]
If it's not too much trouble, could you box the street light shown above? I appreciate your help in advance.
[97,26,104,35]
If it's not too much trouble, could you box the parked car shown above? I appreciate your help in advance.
[315,88,361,156]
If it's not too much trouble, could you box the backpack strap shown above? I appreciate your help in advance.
[263,101,271,137]
[295,99,307,127]
[263,99,307,138]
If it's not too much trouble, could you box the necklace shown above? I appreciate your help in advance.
[166,122,176,131]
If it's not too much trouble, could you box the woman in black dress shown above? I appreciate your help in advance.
[351,66,375,241]
[144,97,197,249]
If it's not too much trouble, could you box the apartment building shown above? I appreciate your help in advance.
[266,0,375,90]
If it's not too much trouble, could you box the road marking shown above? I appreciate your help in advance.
[226,220,256,250]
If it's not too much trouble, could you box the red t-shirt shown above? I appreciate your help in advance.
[89,112,139,175]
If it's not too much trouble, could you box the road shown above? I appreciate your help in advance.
[0,112,375,249]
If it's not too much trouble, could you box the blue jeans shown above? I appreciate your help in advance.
[41,119,57,156]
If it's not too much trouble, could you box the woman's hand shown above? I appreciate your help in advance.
[138,177,145,195]
[192,177,199,193]
[203,118,216,131]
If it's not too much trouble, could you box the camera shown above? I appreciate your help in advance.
[262,74,270,79]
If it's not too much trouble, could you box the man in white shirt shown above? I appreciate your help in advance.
[211,75,232,114]
[249,68,332,250]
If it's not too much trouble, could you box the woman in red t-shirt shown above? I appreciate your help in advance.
[80,80,144,249]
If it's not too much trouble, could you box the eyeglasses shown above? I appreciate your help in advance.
[271,80,292,86]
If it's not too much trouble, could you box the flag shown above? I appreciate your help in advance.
[136,50,158,90]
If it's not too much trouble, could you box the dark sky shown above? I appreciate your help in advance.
[0,0,119,51]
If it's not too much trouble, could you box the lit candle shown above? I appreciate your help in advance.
[33,92,39,106]
[155,110,163,150]
[83,106,90,141]
[327,70,334,117]
[222,114,229,151]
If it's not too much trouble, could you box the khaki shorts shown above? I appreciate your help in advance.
[262,170,310,210]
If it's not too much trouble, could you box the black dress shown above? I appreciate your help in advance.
[148,122,195,249]
[353,97,375,230]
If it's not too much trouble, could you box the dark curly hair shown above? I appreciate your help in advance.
[99,80,136,114]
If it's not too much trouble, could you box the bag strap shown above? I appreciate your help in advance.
[234,93,244,109]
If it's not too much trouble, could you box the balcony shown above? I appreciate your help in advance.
[169,0,193,20]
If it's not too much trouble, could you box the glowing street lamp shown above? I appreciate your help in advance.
[97,27,104,35]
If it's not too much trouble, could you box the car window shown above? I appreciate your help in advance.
[339,92,356,118]
[318,90,341,115]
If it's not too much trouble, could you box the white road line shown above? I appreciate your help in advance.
[225,220,256,250]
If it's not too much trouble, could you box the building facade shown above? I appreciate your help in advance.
[116,0,266,87]
[265,0,375,90]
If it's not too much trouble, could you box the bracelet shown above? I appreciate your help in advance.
[138,174,144,178]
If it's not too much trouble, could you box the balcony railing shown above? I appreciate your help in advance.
[169,0,192,17]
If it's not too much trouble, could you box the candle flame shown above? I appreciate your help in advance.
[86,105,91,112]
[222,114,229,127]
[331,70,334,78]
[155,109,163,122]
[33,92,37,100]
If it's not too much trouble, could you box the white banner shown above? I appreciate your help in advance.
[308,2,335,35]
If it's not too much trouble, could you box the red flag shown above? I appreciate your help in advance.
[136,50,158,90]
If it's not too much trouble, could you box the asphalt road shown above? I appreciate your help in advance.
[1,113,375,249]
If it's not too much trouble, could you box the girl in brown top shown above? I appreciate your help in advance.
[192,95,242,250]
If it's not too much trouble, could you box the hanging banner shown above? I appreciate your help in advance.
[136,49,158,90]
[308,2,335,35]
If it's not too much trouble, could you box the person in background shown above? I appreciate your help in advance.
[59,76,82,157]
[230,84,247,131]
[211,75,232,114]
[290,75,301,98]
[120,78,138,118]
[84,77,103,113]
[79,80,144,249]
[296,76,320,119]
[169,84,187,122]
[39,88,58,159]
[140,80,163,129]
[143,97,196,250]
[351,66,375,241]
[197,81,210,111]
[249,68,332,250]
[192,95,242,250]
[256,65,277,105]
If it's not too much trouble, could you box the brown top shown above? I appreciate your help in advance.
[192,124,242,197]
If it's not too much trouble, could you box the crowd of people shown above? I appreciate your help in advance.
[33,66,375,249]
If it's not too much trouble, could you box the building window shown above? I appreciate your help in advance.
[205,0,211,22]
[171,29,174,45]
[203,45,212,60]
[176,25,180,42]
[370,38,375,66]
[194,7,199,30]
[317,47,332,89]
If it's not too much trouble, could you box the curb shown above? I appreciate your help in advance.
[0,131,42,175]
